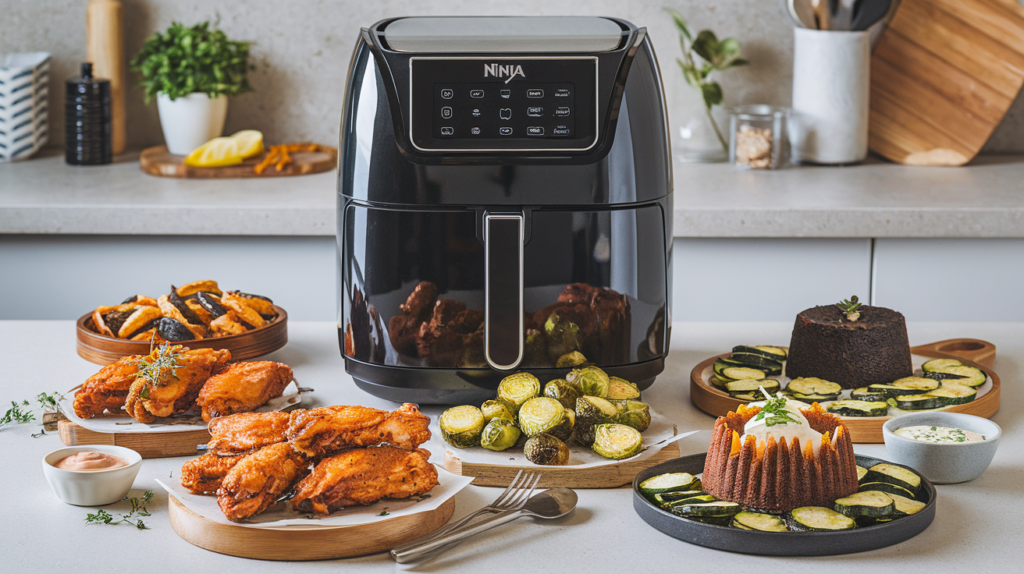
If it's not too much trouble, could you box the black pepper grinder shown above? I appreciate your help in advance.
[65,62,112,165]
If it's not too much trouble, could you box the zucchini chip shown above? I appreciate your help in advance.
[888,493,926,517]
[929,382,978,405]
[652,490,705,506]
[856,465,869,483]
[732,511,788,532]
[732,345,788,362]
[890,394,944,410]
[639,472,699,496]
[827,400,888,417]
[725,378,780,395]
[851,387,888,402]
[834,490,895,519]
[720,366,766,381]
[670,500,742,518]
[921,358,962,372]
[787,377,842,397]
[865,463,921,494]
[788,507,856,531]
[931,366,986,388]
[859,482,916,500]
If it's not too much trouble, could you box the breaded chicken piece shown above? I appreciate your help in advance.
[287,403,431,457]
[206,411,292,456]
[73,355,141,418]
[180,453,244,494]
[197,361,294,422]
[217,443,309,522]
[123,346,231,423]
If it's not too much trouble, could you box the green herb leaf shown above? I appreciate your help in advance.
[0,400,35,427]
[692,30,721,67]
[665,8,692,42]
[85,490,155,530]
[134,344,183,400]
[836,295,863,321]
[700,82,723,108]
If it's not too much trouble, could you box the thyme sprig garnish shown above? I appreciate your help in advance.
[135,344,184,400]
[36,391,64,411]
[85,490,154,530]
[836,295,863,322]
[753,390,802,428]
[0,400,34,428]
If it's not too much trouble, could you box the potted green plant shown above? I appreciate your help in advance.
[130,21,252,155]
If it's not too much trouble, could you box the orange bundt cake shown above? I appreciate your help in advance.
[702,396,859,513]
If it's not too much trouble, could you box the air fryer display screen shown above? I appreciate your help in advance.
[409,57,598,152]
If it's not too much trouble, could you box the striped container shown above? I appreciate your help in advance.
[0,52,50,161]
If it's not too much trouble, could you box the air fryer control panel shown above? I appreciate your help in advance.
[409,57,598,152]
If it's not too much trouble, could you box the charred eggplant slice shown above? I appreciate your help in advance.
[157,317,196,341]
[101,309,135,337]
[196,291,227,318]
[117,306,163,339]
[169,286,207,327]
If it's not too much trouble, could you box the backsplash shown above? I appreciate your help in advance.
[3,0,1021,153]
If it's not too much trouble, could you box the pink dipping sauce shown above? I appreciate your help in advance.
[54,451,130,471]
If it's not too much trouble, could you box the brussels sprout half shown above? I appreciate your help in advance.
[611,399,651,432]
[591,423,643,460]
[523,433,570,465]
[497,372,541,414]
[481,399,515,424]
[566,366,610,397]
[555,351,588,368]
[440,405,485,449]
[544,311,580,360]
[573,395,619,446]
[518,397,567,437]
[480,418,521,451]
[543,378,581,410]
[607,376,641,400]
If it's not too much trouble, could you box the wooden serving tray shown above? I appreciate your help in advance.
[57,413,210,459]
[140,145,337,178]
[168,495,455,560]
[76,305,288,365]
[689,338,1000,444]
[442,436,680,489]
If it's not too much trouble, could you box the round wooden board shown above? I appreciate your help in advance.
[168,495,455,561]
[689,338,1000,444]
[76,306,288,365]
[139,145,337,178]
[442,437,681,489]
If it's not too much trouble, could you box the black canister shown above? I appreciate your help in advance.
[65,62,112,165]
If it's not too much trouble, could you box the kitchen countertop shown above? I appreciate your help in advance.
[2,320,1019,572]
[3,150,1024,238]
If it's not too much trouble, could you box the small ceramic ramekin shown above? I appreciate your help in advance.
[42,445,142,506]
[883,412,1000,484]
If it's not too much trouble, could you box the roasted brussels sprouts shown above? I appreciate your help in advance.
[481,399,515,424]
[523,329,552,367]
[566,366,610,398]
[439,405,485,448]
[497,373,541,414]
[573,395,619,446]
[611,399,651,432]
[544,311,580,360]
[607,376,641,400]
[523,433,570,465]
[480,418,521,451]
[556,351,588,368]
[591,423,643,460]
[543,378,581,410]
[518,397,567,437]
[549,408,575,442]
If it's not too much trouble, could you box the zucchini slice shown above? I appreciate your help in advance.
[929,382,978,406]
[728,353,783,370]
[786,392,840,402]
[921,371,968,381]
[729,392,761,402]
[787,377,842,396]
[851,387,888,402]
[859,482,916,500]
[639,473,699,496]
[865,463,921,494]
[710,376,731,389]
[713,359,735,377]
[661,494,718,508]
[888,493,926,517]
[653,490,706,506]
[725,379,781,395]
[856,465,869,483]
[834,491,895,519]
[890,394,944,410]
[754,345,788,359]
[671,500,743,518]
[733,345,788,362]
[827,400,888,417]
[922,358,962,372]
[787,507,856,532]
[933,366,986,388]
[691,514,735,526]
[893,377,942,392]
[721,366,766,380]
[732,511,788,532]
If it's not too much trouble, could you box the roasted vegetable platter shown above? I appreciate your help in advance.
[632,453,936,556]
[689,339,1001,443]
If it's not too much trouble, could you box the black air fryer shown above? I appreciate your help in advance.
[338,16,673,404]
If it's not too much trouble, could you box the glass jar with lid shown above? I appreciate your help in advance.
[728,105,789,170]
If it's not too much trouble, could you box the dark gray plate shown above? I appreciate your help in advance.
[632,453,936,556]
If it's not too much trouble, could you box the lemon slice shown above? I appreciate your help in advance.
[184,130,264,167]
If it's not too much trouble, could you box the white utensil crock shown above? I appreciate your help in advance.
[157,92,227,155]
[790,29,869,164]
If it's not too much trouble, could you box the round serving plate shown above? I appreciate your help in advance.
[689,338,1000,443]
[76,305,288,365]
[168,495,455,560]
[632,453,936,556]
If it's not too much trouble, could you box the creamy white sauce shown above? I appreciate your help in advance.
[894,425,985,444]
[742,395,823,456]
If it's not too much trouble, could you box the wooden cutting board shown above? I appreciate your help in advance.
[139,145,337,178]
[57,414,210,458]
[869,0,1024,166]
[689,338,1000,444]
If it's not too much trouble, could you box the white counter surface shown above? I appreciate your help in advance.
[3,150,1024,237]
[1,320,1019,572]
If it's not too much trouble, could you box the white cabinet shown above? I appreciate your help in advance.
[672,238,872,321]
[873,239,1024,321]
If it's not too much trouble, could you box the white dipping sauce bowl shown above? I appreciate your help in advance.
[883,412,1000,484]
[42,445,142,506]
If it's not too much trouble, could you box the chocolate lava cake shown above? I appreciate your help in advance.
[785,304,912,389]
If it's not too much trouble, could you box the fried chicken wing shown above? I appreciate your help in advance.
[123,347,231,423]
[217,443,309,522]
[180,453,244,494]
[291,447,437,515]
[197,361,294,422]
[287,403,431,457]
[73,354,142,418]
[207,411,292,456]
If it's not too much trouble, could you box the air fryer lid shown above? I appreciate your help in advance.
[383,17,624,53]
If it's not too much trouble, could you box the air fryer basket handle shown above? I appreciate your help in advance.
[484,214,524,371]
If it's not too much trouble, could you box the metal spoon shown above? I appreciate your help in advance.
[390,488,578,564]
[851,0,894,31]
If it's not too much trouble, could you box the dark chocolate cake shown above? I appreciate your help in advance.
[785,304,912,389]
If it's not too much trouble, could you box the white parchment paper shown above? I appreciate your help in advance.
[59,382,303,434]
[157,465,473,528]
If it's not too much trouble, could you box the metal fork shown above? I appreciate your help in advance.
[391,471,541,553]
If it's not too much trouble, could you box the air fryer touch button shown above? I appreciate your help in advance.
[441,127,455,136]
[527,126,544,136]
[470,89,485,98]
[553,125,571,136]
[554,88,570,97]
[500,89,511,99]
[527,107,543,117]
[499,108,512,120]
[441,88,454,99]
[472,108,482,117]
[441,106,453,119]
[471,127,481,135]
[499,127,513,136]
[555,106,570,117]
[527,89,544,98]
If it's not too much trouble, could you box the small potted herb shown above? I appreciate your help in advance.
[130,22,253,155]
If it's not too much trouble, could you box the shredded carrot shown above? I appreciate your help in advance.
[254,146,280,175]
[275,146,292,172]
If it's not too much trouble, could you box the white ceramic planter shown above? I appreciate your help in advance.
[157,92,227,155]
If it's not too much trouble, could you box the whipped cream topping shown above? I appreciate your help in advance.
[742,393,823,456]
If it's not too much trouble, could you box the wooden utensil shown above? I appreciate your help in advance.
[86,0,126,154]
[868,0,1024,165]
[139,145,337,178]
